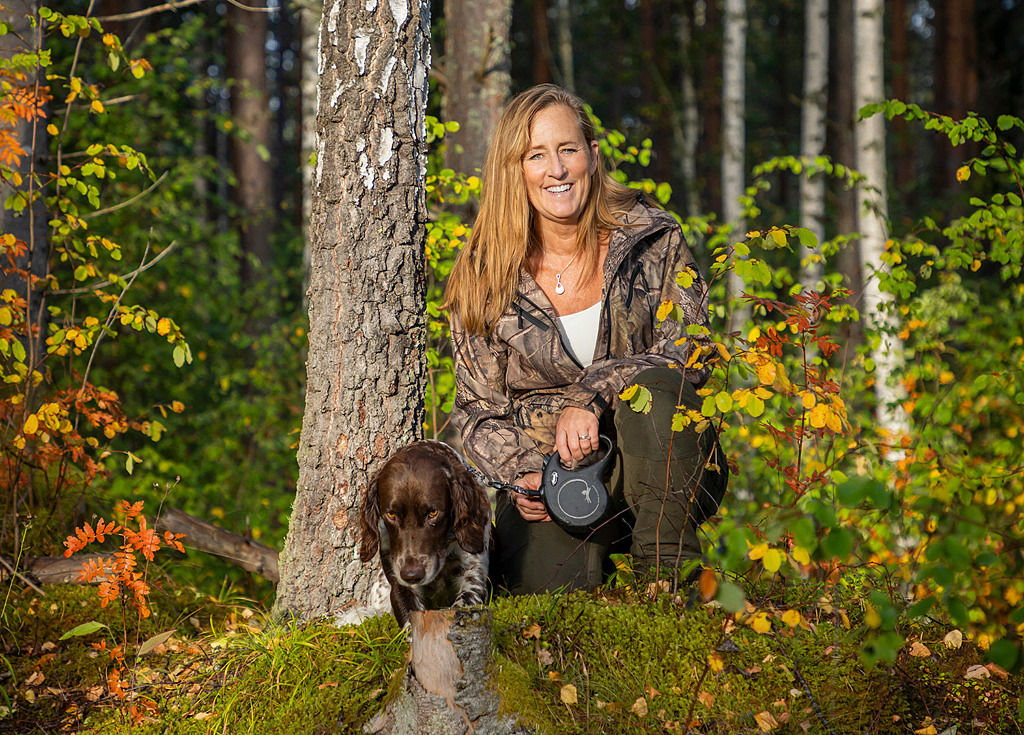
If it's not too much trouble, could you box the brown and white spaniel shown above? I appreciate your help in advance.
[358,440,491,627]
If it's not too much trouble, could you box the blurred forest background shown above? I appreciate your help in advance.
[2,0,1023,660]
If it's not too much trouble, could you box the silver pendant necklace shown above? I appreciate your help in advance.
[545,250,579,295]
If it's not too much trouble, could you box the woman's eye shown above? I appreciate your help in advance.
[527,152,543,161]
[561,147,578,155]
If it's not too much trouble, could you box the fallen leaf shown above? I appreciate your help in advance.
[138,629,177,657]
[751,612,771,634]
[755,710,779,731]
[909,642,931,658]
[964,665,990,680]
[913,725,937,735]
[523,623,541,639]
[646,684,661,699]
[697,691,714,708]
[537,649,554,666]
[86,686,103,702]
[560,684,577,705]
[943,630,963,649]
[631,696,648,717]
[317,681,339,690]
[984,663,1009,679]
[708,652,724,673]
[26,671,44,686]
[40,642,56,652]
[781,609,801,628]
[194,712,216,721]
[23,689,36,703]
[547,671,562,681]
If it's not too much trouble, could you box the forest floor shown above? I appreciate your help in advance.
[1,580,1022,734]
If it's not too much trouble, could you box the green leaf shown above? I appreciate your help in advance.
[138,629,177,657]
[997,114,1016,131]
[626,385,652,414]
[987,638,1020,671]
[715,392,733,413]
[173,345,185,368]
[796,227,818,250]
[821,528,853,559]
[716,581,746,613]
[60,620,107,640]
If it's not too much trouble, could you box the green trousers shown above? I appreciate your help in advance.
[492,367,728,595]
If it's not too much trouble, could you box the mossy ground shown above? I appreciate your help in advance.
[1,581,1021,734]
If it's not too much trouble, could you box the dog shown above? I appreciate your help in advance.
[358,440,491,627]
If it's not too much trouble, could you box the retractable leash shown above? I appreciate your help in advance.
[457,436,615,534]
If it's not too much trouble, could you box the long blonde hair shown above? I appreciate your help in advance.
[444,84,638,336]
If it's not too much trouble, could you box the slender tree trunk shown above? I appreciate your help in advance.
[554,0,574,92]
[934,0,978,191]
[225,3,274,289]
[441,0,511,177]
[677,2,701,218]
[854,0,907,441]
[722,0,747,331]
[532,0,553,84]
[890,0,915,208]
[298,0,320,308]
[274,0,431,621]
[800,0,828,291]
[700,0,722,217]
[830,0,863,349]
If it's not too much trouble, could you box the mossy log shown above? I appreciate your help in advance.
[364,608,531,735]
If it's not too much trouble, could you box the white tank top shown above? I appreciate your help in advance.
[555,301,602,368]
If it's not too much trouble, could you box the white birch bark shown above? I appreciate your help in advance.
[298,0,321,307]
[275,0,431,620]
[722,0,748,331]
[854,0,908,442]
[800,0,828,292]
[677,8,700,218]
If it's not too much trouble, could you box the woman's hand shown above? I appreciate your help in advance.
[512,472,549,522]
[555,406,600,465]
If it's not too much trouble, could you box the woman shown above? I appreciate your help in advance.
[444,84,727,595]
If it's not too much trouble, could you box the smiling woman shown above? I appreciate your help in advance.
[443,84,728,597]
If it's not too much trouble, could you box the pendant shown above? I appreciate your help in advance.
[555,275,565,295]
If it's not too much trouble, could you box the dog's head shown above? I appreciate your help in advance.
[358,441,488,588]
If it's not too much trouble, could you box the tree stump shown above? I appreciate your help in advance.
[364,608,530,735]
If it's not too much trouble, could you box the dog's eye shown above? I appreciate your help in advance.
[426,509,440,520]
[385,512,396,522]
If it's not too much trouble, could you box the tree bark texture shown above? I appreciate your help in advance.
[366,609,531,735]
[676,5,701,218]
[531,0,553,84]
[721,0,747,332]
[298,0,321,307]
[554,0,575,92]
[853,0,907,441]
[226,3,274,288]
[442,0,511,177]
[933,0,978,190]
[829,0,864,350]
[274,0,431,621]
[799,0,828,291]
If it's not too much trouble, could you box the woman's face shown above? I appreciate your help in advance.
[521,105,599,233]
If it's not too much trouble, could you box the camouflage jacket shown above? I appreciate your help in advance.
[449,200,713,485]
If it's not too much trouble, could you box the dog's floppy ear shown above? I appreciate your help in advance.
[447,453,489,555]
[357,473,382,562]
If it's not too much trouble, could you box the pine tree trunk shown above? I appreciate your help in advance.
[800,0,828,291]
[722,0,747,332]
[274,0,431,621]
[225,4,274,289]
[854,0,907,441]
[442,0,511,178]
[366,609,531,734]
[531,0,553,84]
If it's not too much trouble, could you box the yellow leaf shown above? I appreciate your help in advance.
[156,318,171,336]
[560,684,578,705]
[801,392,816,409]
[755,710,779,732]
[864,604,882,629]
[656,300,673,322]
[809,404,829,429]
[708,652,724,673]
[748,543,768,561]
[620,384,638,401]
[791,546,810,565]
[955,165,970,182]
[781,609,801,628]
[715,342,731,362]
[91,99,105,114]
[750,612,771,634]
[770,229,787,247]
[914,725,937,735]
[47,123,59,136]
[762,548,783,573]
[23,414,39,435]
[756,362,776,385]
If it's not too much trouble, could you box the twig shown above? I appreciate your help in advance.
[0,555,45,594]
[96,0,206,22]
[48,240,176,295]
[85,171,169,219]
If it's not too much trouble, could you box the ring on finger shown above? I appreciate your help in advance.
[579,434,591,440]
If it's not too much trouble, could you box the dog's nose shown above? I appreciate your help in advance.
[400,564,426,584]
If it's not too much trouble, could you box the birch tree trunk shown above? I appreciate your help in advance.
[298,0,320,307]
[854,0,908,442]
[442,0,511,177]
[275,0,431,620]
[676,5,701,218]
[722,0,747,332]
[800,0,828,292]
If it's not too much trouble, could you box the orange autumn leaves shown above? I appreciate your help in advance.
[63,500,185,618]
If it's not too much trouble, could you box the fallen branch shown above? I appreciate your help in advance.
[155,507,279,583]
[0,554,112,585]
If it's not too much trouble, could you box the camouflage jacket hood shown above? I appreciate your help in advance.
[449,199,713,484]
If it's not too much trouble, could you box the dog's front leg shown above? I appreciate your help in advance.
[389,583,424,628]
